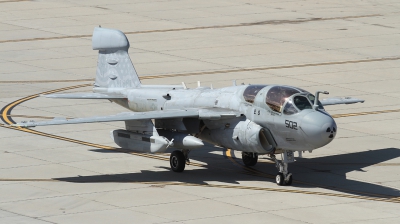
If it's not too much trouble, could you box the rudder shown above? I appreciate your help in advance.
[92,27,141,88]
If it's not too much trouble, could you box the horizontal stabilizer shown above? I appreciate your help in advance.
[321,97,365,106]
[42,92,126,99]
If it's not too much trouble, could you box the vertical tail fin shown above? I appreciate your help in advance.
[92,27,141,88]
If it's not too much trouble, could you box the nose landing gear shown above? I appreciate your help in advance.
[270,150,295,186]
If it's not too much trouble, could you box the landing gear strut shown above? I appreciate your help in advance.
[270,151,294,186]
[242,152,258,166]
[170,149,190,172]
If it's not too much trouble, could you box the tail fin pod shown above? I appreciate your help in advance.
[92,27,141,88]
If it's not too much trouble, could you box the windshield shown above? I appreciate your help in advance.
[266,86,300,113]
[283,101,298,115]
[293,96,312,110]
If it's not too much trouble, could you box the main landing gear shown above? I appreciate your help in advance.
[170,149,190,172]
[242,152,258,166]
[270,150,295,186]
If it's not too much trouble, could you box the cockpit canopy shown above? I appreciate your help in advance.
[265,85,324,114]
[243,85,266,103]
[242,85,324,115]
[266,86,300,113]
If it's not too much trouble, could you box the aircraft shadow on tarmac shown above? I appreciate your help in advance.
[57,147,400,198]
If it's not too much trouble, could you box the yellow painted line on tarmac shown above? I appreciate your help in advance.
[0,177,398,204]
[225,149,400,203]
[7,115,73,120]
[0,84,173,162]
[1,123,178,163]
[332,109,400,118]
[1,85,400,203]
[2,123,208,166]
[0,83,206,166]
[1,84,91,125]
[226,149,274,178]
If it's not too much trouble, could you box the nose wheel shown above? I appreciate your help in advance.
[270,151,294,186]
[275,172,293,186]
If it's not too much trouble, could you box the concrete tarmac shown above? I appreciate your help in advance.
[0,0,399,223]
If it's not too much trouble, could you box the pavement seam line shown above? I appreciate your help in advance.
[0,14,381,44]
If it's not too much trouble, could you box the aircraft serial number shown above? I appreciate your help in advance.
[285,120,297,130]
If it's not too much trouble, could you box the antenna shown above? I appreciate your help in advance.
[210,83,213,89]
[182,82,187,89]
[233,80,237,86]
[197,81,201,87]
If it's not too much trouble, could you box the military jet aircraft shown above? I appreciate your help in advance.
[16,27,364,186]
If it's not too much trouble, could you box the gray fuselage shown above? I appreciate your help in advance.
[107,84,337,153]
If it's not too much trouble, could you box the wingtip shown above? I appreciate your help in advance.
[11,120,36,128]
[10,123,27,128]
[40,94,52,98]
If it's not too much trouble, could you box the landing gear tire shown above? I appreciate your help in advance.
[242,152,258,166]
[276,173,285,186]
[270,153,294,186]
[285,173,293,186]
[170,150,186,172]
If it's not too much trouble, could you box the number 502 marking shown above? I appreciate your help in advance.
[285,120,297,130]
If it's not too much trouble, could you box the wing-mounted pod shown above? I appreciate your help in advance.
[111,119,171,153]
[111,119,204,153]
[111,129,171,153]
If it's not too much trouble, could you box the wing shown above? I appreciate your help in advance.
[43,92,126,99]
[14,108,241,128]
[320,97,364,106]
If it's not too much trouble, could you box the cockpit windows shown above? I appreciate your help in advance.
[283,101,298,115]
[243,85,266,103]
[293,96,312,110]
[266,86,300,113]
